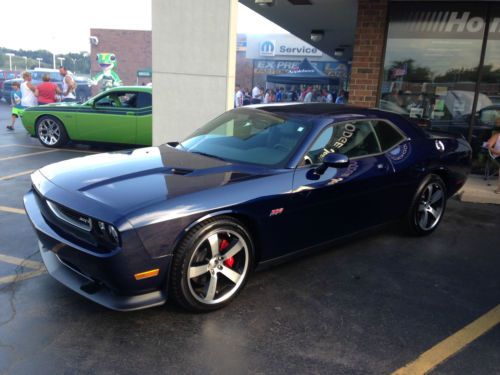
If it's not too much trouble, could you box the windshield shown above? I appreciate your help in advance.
[179,108,313,167]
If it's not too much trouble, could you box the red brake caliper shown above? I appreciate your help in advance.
[219,238,234,268]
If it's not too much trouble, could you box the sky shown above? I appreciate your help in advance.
[0,1,286,54]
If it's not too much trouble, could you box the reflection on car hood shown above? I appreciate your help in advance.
[38,145,267,214]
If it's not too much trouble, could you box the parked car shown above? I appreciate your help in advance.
[23,104,472,312]
[21,86,152,147]
[2,68,90,103]
[0,70,20,99]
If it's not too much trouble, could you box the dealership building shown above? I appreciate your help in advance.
[153,0,500,163]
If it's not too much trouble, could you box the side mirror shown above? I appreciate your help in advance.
[314,152,349,176]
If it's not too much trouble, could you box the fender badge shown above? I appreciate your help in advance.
[270,208,284,216]
[435,140,445,152]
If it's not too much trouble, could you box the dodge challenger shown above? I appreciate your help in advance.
[24,104,472,312]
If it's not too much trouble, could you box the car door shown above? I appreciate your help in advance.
[76,91,138,144]
[284,120,395,254]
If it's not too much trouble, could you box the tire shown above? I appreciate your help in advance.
[406,174,447,236]
[170,216,254,312]
[36,116,69,148]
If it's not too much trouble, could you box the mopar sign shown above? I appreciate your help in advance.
[260,41,275,56]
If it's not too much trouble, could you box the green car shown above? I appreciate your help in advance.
[21,86,152,148]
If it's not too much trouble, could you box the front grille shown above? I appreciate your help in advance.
[32,187,114,253]
[46,200,92,232]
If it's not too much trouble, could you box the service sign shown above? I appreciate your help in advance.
[247,35,325,59]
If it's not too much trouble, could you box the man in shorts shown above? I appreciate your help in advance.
[7,82,25,130]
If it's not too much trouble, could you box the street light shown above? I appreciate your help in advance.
[22,56,28,70]
[71,58,77,73]
[57,57,65,67]
[5,53,15,70]
[36,57,43,68]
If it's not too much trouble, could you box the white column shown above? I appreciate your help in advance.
[152,0,238,145]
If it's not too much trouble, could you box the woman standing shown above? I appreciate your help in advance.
[36,74,61,104]
[486,131,500,194]
[20,71,38,108]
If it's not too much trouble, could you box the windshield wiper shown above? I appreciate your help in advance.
[190,151,227,162]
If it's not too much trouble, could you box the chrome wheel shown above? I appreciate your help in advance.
[416,181,444,231]
[38,118,61,146]
[187,229,249,305]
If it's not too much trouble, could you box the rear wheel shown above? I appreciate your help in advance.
[170,217,254,312]
[36,116,68,148]
[406,174,446,236]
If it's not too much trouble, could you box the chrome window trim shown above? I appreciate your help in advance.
[46,200,92,232]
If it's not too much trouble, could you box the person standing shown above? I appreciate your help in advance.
[6,82,24,130]
[303,86,313,103]
[323,89,333,103]
[251,85,261,104]
[486,130,500,193]
[335,90,347,104]
[59,66,77,102]
[20,71,38,108]
[234,84,244,108]
[36,74,61,104]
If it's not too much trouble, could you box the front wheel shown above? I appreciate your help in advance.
[169,217,254,312]
[36,116,68,148]
[406,174,447,236]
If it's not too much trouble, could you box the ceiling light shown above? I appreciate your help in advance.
[310,30,324,42]
[334,48,344,57]
[255,0,275,6]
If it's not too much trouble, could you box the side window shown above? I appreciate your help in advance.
[95,92,137,108]
[304,121,381,164]
[51,73,62,82]
[372,120,405,151]
[136,92,152,108]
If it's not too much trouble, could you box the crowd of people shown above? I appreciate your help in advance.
[234,84,348,108]
[6,67,77,130]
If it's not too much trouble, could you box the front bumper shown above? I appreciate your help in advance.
[24,189,168,311]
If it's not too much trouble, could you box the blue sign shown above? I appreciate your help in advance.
[260,41,275,56]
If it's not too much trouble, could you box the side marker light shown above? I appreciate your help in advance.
[134,269,160,280]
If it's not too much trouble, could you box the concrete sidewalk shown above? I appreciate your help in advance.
[458,174,500,205]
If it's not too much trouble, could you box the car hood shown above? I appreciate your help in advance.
[38,145,269,215]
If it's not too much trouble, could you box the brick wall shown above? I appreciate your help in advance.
[349,0,388,107]
[90,29,152,91]
[235,51,253,92]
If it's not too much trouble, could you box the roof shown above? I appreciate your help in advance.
[246,102,379,118]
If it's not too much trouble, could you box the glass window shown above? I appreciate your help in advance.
[95,92,137,108]
[373,120,405,151]
[381,3,485,136]
[179,109,313,167]
[304,121,381,164]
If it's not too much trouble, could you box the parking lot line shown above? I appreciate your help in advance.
[0,169,35,181]
[0,269,46,285]
[0,253,43,270]
[0,205,25,215]
[392,304,500,375]
[0,149,58,162]
[3,144,99,154]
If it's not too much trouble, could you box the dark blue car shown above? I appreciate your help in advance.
[24,104,472,312]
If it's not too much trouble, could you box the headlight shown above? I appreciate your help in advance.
[92,220,120,248]
[108,225,119,244]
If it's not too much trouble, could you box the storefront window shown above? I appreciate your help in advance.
[381,3,487,157]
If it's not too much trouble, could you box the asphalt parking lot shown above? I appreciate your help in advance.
[0,101,498,375]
